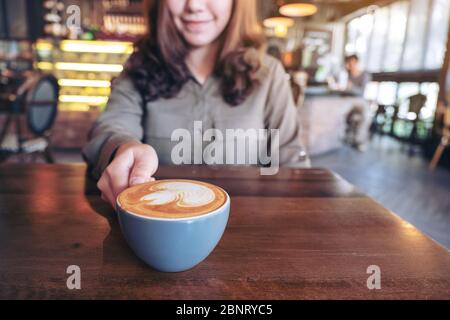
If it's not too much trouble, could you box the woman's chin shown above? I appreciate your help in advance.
[184,34,219,48]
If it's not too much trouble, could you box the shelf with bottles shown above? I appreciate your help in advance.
[0,40,35,93]
[0,40,34,69]
[34,39,134,112]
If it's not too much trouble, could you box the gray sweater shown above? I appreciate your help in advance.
[83,55,309,179]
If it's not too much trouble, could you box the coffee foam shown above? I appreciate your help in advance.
[118,180,227,219]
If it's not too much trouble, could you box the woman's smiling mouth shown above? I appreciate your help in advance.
[181,18,214,32]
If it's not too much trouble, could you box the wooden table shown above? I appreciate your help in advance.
[0,164,449,299]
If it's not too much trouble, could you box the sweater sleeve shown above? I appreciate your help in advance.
[82,76,144,179]
[264,58,310,168]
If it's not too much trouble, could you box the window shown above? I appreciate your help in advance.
[397,83,420,103]
[420,82,440,119]
[383,1,409,72]
[346,17,359,54]
[377,82,398,105]
[401,0,430,70]
[345,13,374,69]
[367,7,390,72]
[425,0,450,69]
[345,0,449,72]
[364,82,379,101]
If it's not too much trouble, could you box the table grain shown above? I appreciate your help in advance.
[0,164,449,299]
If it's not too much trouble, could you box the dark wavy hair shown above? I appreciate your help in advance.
[125,0,265,106]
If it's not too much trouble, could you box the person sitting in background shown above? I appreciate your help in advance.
[328,54,371,97]
[342,54,371,151]
[343,54,371,97]
[266,45,282,62]
[326,54,371,151]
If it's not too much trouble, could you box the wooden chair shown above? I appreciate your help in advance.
[393,94,427,142]
[370,104,388,138]
[429,107,450,170]
[408,94,427,141]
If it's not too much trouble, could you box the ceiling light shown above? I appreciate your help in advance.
[263,17,295,29]
[279,3,318,17]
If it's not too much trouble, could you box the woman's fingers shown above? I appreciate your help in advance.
[129,146,158,186]
[97,142,159,207]
[106,153,134,201]
[97,175,115,207]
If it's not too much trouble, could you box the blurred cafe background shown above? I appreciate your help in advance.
[1,0,450,248]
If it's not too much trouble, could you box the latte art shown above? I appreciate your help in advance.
[141,182,216,207]
[118,180,227,219]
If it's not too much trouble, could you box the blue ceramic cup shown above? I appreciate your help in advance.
[116,185,230,272]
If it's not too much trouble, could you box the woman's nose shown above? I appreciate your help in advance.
[185,0,206,13]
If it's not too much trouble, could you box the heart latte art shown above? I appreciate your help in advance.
[118,180,227,219]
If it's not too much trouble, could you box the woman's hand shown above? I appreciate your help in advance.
[97,141,159,208]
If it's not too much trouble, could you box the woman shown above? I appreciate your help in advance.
[83,0,309,207]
